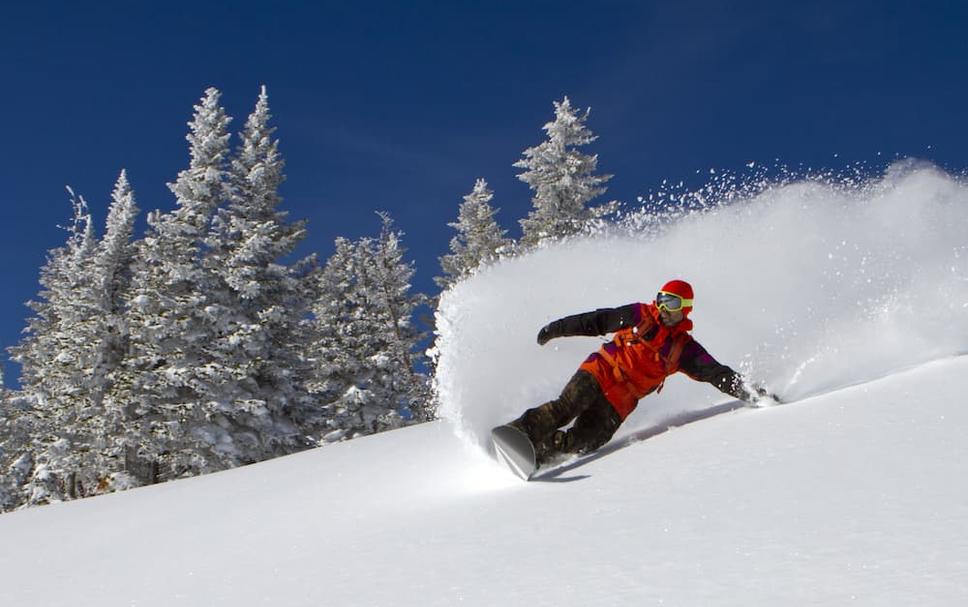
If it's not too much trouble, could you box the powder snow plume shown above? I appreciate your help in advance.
[433,161,968,451]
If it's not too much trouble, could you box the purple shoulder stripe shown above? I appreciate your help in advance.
[682,339,715,366]
[632,302,648,325]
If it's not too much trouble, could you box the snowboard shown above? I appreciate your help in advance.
[491,424,538,481]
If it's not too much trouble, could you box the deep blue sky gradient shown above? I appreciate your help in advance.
[2,1,966,384]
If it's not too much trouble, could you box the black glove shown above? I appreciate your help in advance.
[749,385,782,406]
[537,323,557,346]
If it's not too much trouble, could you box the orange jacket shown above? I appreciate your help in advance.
[579,303,693,418]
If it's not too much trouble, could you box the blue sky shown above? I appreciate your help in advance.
[1,1,966,384]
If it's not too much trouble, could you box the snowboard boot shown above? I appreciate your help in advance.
[551,429,572,453]
[534,430,574,468]
[532,434,556,467]
[506,416,531,438]
[507,408,556,444]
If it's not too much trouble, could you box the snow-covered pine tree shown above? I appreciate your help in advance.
[11,192,95,399]
[119,87,234,481]
[514,97,615,249]
[204,86,323,457]
[310,236,363,431]
[313,236,394,439]
[312,215,431,439]
[368,213,432,423]
[435,178,510,290]
[34,172,145,499]
[5,177,141,506]
[84,170,142,492]
[7,192,100,504]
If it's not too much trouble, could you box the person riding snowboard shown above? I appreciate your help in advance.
[508,279,778,465]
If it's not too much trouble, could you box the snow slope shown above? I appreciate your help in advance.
[2,163,968,606]
[1,359,966,606]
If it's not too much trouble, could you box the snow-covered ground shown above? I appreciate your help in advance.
[2,163,967,606]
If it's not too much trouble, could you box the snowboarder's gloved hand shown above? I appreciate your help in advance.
[537,323,558,346]
[748,384,782,407]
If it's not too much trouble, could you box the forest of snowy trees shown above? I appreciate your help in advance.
[0,90,614,512]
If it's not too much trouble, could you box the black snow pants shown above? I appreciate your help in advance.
[514,370,623,460]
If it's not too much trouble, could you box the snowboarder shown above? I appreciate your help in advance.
[506,279,778,466]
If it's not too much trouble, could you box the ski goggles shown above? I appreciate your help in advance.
[656,291,693,312]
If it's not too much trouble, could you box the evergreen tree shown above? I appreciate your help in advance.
[368,213,432,423]
[436,178,510,290]
[310,236,363,429]
[5,176,142,506]
[119,87,233,480]
[312,214,431,439]
[514,97,614,248]
[84,170,141,492]
[313,236,397,438]
[205,86,323,456]
[7,192,100,504]
[10,192,96,399]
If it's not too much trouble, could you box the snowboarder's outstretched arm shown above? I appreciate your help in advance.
[537,304,640,345]
[679,340,780,404]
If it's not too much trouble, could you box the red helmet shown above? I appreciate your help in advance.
[656,279,694,316]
